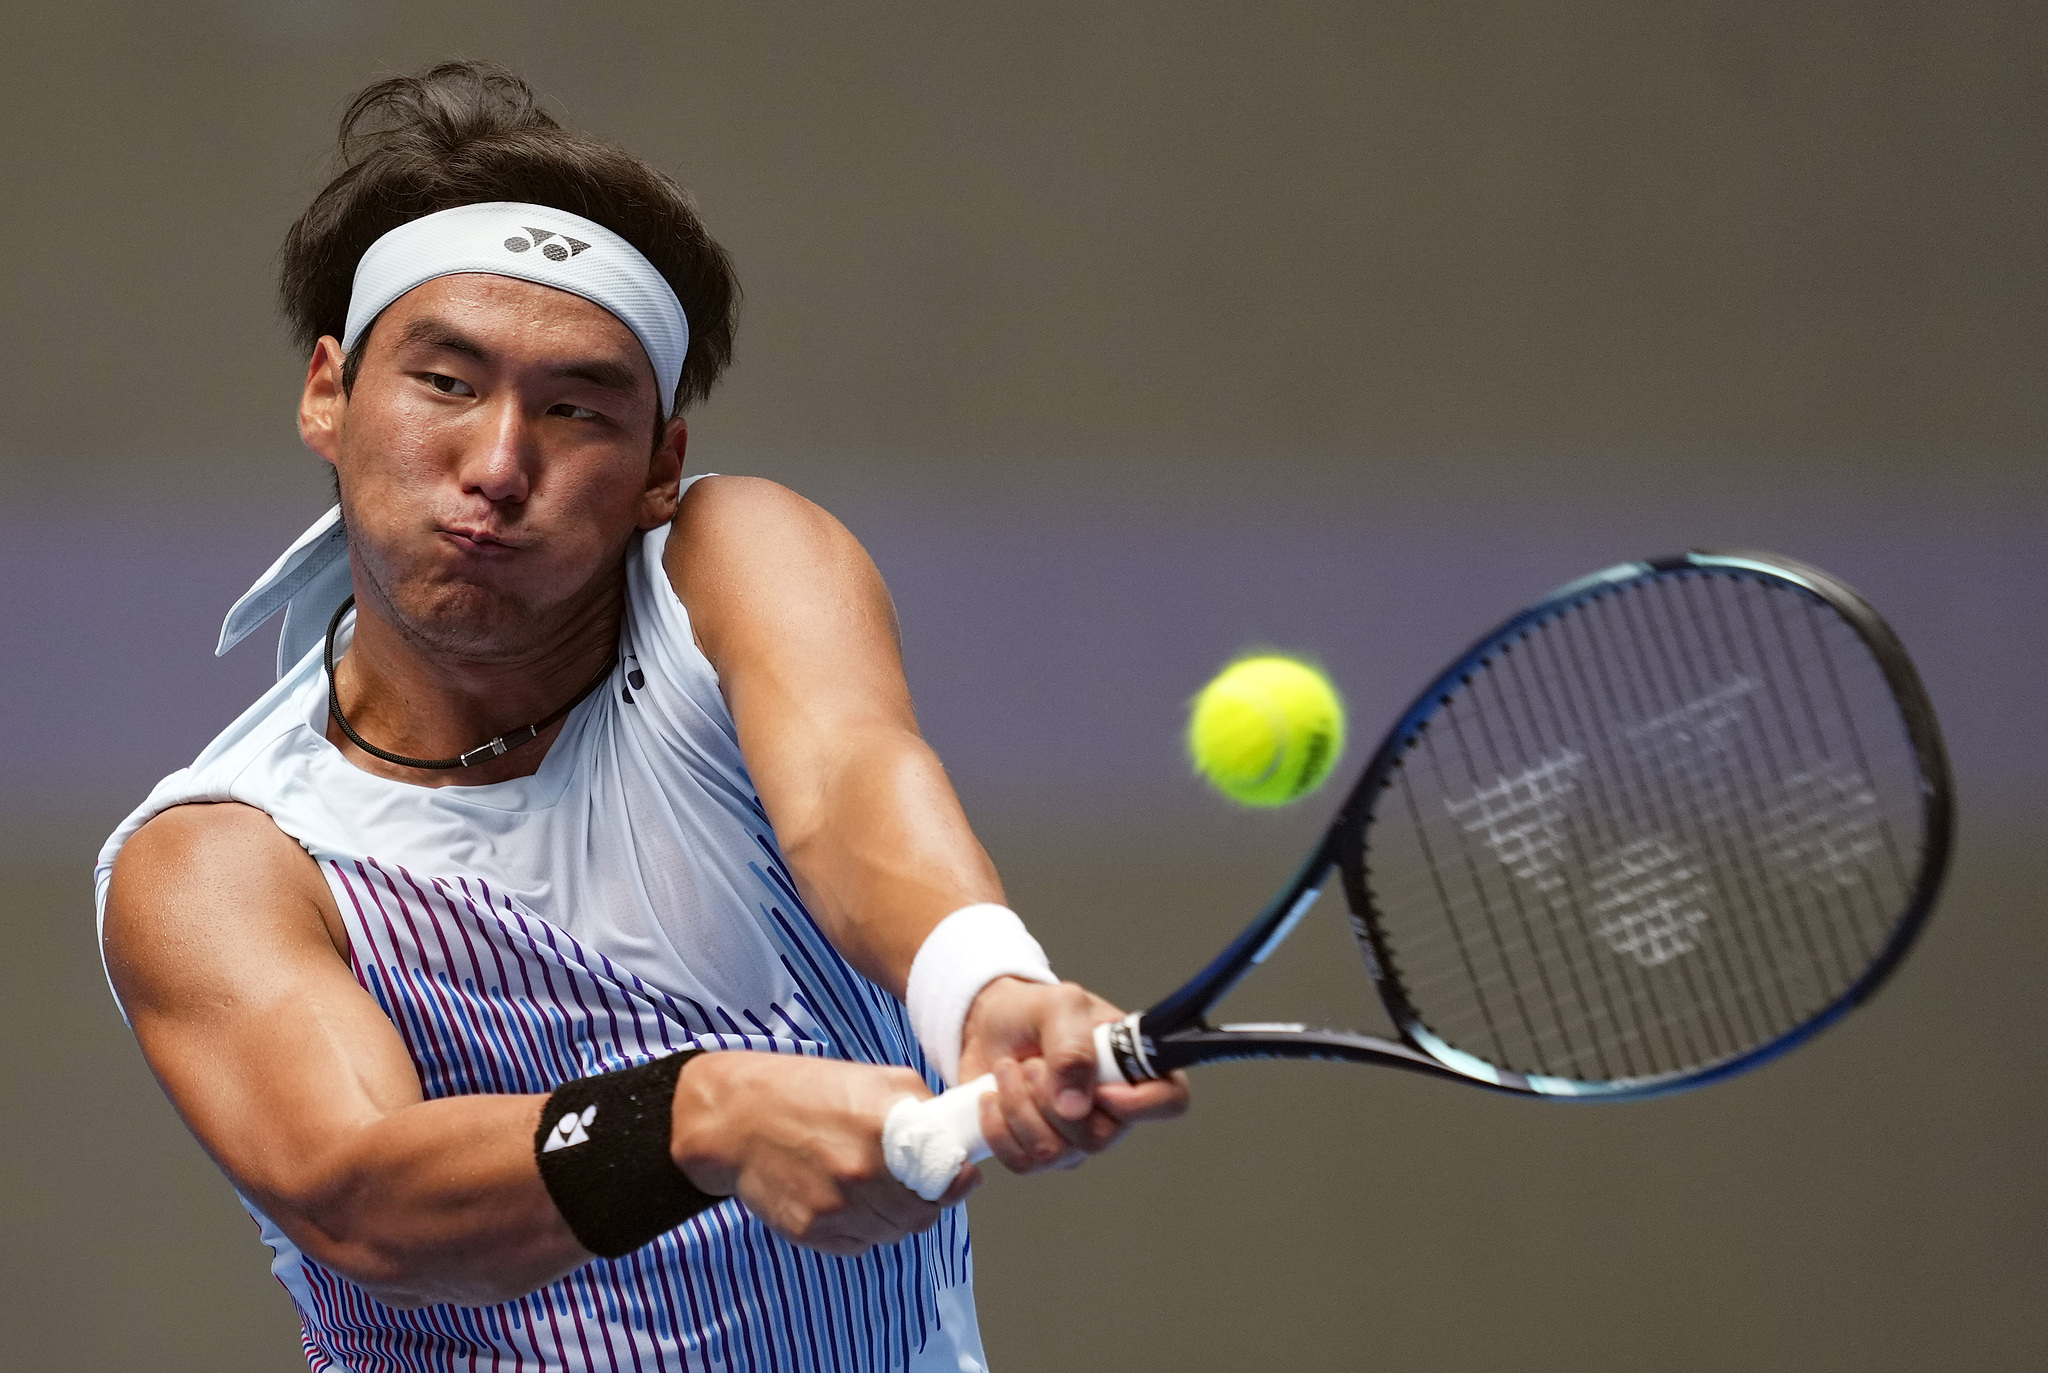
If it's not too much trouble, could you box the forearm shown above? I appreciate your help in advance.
[258,1092,582,1309]
[221,1050,951,1305]
[773,724,1005,996]
[295,1049,975,1277]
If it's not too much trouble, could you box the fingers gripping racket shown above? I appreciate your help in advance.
[882,549,1953,1199]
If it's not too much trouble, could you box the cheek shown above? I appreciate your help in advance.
[543,446,661,521]
[339,404,459,499]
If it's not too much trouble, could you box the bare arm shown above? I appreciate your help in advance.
[105,803,574,1307]
[665,477,1002,990]
[104,803,967,1309]
[667,477,1188,1172]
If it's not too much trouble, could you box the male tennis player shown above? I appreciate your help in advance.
[95,62,1185,1371]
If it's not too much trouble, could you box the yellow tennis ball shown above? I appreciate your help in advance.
[1187,655,1347,807]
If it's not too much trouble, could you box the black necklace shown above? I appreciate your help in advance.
[323,595,614,771]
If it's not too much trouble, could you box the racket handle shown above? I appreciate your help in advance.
[881,1019,1137,1200]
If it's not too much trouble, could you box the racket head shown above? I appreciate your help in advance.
[1329,549,1953,1099]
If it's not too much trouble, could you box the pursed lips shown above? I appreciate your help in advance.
[438,524,525,554]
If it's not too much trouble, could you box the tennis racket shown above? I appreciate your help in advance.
[882,548,1954,1199]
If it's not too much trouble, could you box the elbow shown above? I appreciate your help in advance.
[359,1273,526,1312]
[275,1179,412,1299]
[274,1189,561,1310]
[283,1213,440,1308]
[301,1234,554,1310]
[334,1257,440,1311]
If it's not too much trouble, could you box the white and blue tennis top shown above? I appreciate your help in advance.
[94,492,986,1373]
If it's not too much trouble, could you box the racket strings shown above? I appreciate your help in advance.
[1600,577,1901,1065]
[1497,617,1695,1075]
[1590,577,1905,1064]
[1364,570,1925,1083]
[1588,583,1805,1064]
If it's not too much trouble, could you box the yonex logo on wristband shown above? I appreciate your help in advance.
[541,1104,597,1152]
[504,227,592,263]
[533,1051,714,1258]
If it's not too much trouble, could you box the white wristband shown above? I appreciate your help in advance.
[905,904,1057,1086]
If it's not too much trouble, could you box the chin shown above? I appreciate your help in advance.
[393,580,551,657]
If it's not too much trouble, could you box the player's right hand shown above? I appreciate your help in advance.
[668,1050,979,1255]
[960,976,1191,1175]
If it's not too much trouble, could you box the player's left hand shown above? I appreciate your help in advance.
[958,976,1190,1175]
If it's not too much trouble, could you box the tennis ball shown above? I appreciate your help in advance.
[1187,654,1346,807]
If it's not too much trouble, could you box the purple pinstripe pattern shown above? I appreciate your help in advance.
[278,856,971,1372]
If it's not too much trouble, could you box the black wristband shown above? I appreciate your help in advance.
[534,1050,719,1259]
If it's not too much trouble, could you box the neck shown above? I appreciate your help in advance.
[326,572,624,787]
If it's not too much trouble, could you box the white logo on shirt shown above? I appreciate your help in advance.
[543,1104,598,1152]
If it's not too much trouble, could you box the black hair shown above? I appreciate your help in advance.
[280,61,738,416]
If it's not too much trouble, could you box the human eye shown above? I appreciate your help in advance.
[550,403,603,421]
[424,373,476,397]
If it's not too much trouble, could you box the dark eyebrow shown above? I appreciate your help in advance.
[394,315,644,398]
[394,316,491,361]
[551,357,643,397]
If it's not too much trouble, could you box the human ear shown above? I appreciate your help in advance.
[298,336,348,466]
[638,416,688,530]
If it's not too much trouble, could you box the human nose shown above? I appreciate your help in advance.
[456,397,536,505]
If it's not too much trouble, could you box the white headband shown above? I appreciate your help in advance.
[342,201,689,413]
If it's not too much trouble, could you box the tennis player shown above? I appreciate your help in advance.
[94,62,1186,1372]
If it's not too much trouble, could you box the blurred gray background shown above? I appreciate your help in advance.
[3,2,2043,1369]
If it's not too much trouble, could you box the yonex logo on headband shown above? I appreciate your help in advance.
[505,227,591,262]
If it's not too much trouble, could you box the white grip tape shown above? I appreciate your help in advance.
[881,1021,1138,1201]
[1094,1018,1123,1085]
[882,1074,996,1201]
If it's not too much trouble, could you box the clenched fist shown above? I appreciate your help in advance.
[960,977,1190,1176]
[669,1051,979,1255]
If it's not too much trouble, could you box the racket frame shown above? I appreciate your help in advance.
[1112,549,1954,1100]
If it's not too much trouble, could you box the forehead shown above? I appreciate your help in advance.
[375,274,653,380]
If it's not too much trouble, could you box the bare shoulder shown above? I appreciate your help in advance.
[105,802,344,1016]
[664,476,893,663]
[667,475,862,569]
[110,801,322,913]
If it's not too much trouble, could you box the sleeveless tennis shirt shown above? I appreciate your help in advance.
[94,490,987,1373]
